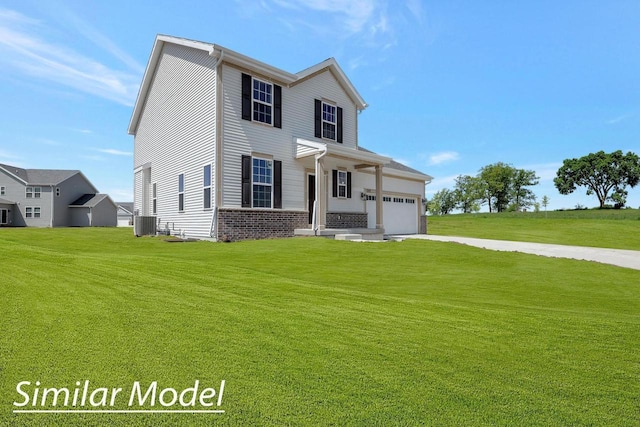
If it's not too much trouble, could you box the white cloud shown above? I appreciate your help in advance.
[607,113,634,125]
[105,188,133,202]
[96,148,133,156]
[0,8,140,106]
[517,162,562,182]
[425,174,458,196]
[428,151,460,165]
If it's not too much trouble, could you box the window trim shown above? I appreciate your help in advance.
[203,164,212,210]
[322,101,337,141]
[251,156,273,208]
[178,173,185,212]
[26,186,41,198]
[152,182,157,215]
[252,77,273,126]
[337,170,348,199]
[25,206,40,218]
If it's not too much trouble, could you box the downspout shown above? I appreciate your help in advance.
[208,48,224,239]
[50,185,55,227]
[313,146,328,235]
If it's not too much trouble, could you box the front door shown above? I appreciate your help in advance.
[307,174,315,225]
[0,209,8,225]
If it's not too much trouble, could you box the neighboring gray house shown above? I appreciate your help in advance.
[117,202,134,226]
[0,163,117,227]
[129,35,432,241]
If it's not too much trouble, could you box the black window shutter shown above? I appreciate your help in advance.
[337,107,343,143]
[347,171,352,198]
[274,160,282,208]
[314,99,322,138]
[241,155,251,207]
[241,73,252,121]
[332,169,338,197]
[273,85,282,129]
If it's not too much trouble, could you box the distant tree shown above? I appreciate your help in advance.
[478,162,515,212]
[428,189,457,215]
[454,175,482,213]
[541,195,549,217]
[554,150,640,208]
[510,169,539,211]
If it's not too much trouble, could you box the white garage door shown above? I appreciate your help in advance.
[366,196,418,234]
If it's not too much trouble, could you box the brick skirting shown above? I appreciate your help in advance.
[217,208,308,241]
[326,212,368,229]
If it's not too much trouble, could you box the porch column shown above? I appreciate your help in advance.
[315,155,327,230]
[375,165,383,229]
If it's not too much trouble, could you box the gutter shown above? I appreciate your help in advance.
[208,49,224,239]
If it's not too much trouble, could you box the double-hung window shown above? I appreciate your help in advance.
[178,174,184,212]
[241,155,282,209]
[252,158,272,208]
[152,183,157,215]
[322,102,337,140]
[315,99,343,143]
[0,186,5,196]
[25,207,40,218]
[203,165,211,209]
[253,78,273,125]
[26,187,41,198]
[241,73,282,128]
[337,170,347,198]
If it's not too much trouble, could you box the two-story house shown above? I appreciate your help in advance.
[129,35,431,241]
[0,163,117,227]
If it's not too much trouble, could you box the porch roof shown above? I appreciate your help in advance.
[295,138,390,168]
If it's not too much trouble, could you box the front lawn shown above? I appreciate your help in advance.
[1,228,638,426]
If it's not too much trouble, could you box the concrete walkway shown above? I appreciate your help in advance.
[397,234,640,271]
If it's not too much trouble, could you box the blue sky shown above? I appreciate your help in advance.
[1,0,638,210]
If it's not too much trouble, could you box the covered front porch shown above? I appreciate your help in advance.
[294,137,389,236]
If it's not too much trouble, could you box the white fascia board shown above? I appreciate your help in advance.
[213,44,297,84]
[382,168,433,183]
[0,165,27,185]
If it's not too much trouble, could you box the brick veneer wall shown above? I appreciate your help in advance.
[217,208,308,241]
[326,212,368,228]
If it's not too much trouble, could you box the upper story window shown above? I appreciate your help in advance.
[253,79,272,124]
[0,186,5,196]
[322,102,337,140]
[315,99,343,143]
[242,73,282,128]
[26,187,41,198]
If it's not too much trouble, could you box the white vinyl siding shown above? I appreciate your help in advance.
[133,43,217,237]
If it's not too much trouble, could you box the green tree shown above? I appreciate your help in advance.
[541,195,549,217]
[454,175,482,213]
[510,169,539,211]
[428,188,457,215]
[554,150,640,208]
[478,162,515,213]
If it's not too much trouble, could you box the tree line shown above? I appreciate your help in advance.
[428,163,539,215]
[428,150,640,215]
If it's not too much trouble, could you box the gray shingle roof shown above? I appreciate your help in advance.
[0,163,79,185]
[69,194,109,208]
[0,197,15,204]
[117,202,134,214]
[357,147,431,178]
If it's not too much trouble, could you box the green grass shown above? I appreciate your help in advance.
[428,209,640,250]
[1,228,639,426]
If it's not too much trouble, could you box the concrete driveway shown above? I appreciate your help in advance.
[398,235,640,271]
